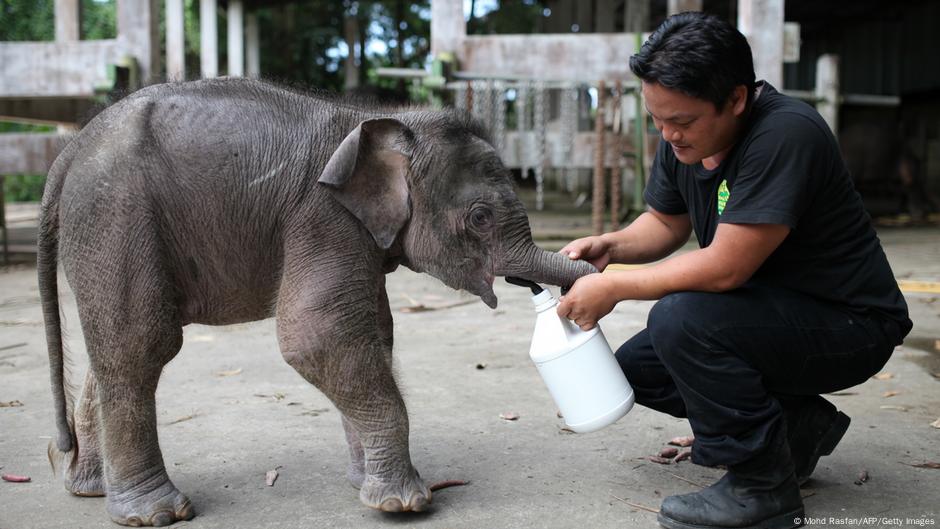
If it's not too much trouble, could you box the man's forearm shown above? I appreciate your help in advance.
[605,211,691,264]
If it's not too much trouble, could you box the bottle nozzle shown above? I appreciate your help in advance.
[505,277,544,295]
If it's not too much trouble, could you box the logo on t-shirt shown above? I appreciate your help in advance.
[717,180,730,215]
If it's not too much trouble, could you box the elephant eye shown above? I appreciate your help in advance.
[469,207,494,230]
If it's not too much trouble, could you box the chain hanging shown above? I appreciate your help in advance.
[493,81,507,153]
[560,86,578,193]
[533,81,547,211]
[515,83,530,180]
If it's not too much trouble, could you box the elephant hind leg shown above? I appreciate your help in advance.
[77,298,192,526]
[57,371,105,497]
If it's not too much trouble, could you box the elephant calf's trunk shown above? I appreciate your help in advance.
[498,246,597,289]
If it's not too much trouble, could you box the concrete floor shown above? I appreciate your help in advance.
[0,197,938,529]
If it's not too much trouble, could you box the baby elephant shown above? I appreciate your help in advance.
[39,78,594,526]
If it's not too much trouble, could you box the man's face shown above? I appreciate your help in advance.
[642,81,747,166]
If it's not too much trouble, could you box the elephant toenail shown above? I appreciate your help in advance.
[380,498,404,512]
[411,495,430,512]
[151,511,174,526]
[126,516,143,527]
[177,500,195,520]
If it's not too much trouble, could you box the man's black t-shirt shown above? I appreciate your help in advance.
[644,82,911,330]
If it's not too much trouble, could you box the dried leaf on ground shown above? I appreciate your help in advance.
[880,405,909,412]
[801,489,816,499]
[828,391,858,396]
[668,436,694,447]
[658,447,679,458]
[872,372,894,380]
[610,494,660,514]
[0,400,24,408]
[499,412,520,421]
[265,469,279,486]
[910,462,940,469]
[400,300,476,313]
[559,427,575,434]
[254,393,285,401]
[429,479,469,491]
[674,450,692,463]
[647,455,672,465]
[934,339,940,352]
[882,390,900,398]
[166,413,198,425]
[1,474,31,482]
[854,470,869,485]
[931,418,940,429]
[215,368,242,377]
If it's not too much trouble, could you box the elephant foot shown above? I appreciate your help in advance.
[65,469,105,497]
[347,462,365,489]
[106,475,194,527]
[66,453,105,497]
[359,470,431,512]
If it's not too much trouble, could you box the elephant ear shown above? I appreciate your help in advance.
[318,118,413,250]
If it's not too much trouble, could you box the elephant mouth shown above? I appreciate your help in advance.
[463,270,497,309]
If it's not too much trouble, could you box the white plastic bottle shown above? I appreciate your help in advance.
[528,288,635,433]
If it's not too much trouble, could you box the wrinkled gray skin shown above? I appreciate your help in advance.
[38,78,595,527]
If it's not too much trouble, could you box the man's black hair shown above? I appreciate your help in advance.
[629,12,756,110]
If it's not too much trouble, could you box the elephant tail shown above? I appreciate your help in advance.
[39,140,77,455]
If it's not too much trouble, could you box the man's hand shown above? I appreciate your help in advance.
[559,236,612,272]
[556,273,618,331]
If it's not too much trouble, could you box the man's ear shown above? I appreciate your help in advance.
[318,118,413,250]
[731,85,749,117]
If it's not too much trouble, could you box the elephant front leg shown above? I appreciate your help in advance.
[342,279,394,491]
[278,314,430,512]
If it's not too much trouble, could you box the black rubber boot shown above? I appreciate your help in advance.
[657,425,804,529]
[781,395,851,485]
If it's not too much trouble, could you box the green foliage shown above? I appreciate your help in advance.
[3,174,45,202]
[470,0,547,35]
[82,0,116,40]
[1,122,52,202]
[0,0,114,41]
[0,0,54,41]
[0,122,55,133]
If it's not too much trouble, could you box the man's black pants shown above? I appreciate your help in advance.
[616,283,904,468]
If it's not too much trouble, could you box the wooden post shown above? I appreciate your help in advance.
[815,54,840,135]
[738,0,783,88]
[246,12,260,78]
[166,0,185,81]
[593,81,607,236]
[200,0,219,78]
[117,0,161,83]
[668,0,702,15]
[55,0,81,42]
[431,0,465,58]
[227,0,244,77]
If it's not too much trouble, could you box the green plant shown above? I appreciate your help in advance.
[3,174,46,202]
